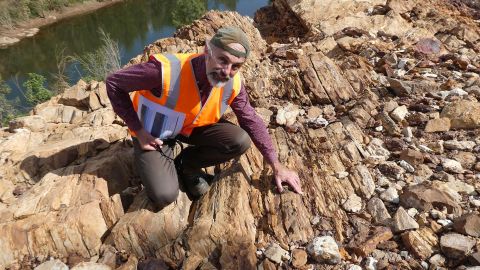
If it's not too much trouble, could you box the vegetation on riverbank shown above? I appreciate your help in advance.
[23,73,53,106]
[0,27,120,127]
[0,0,107,29]
[0,0,215,30]
[0,76,19,125]
[0,0,230,127]
[73,29,121,82]
[172,0,206,28]
[0,73,54,126]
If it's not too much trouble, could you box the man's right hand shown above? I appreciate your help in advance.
[136,128,163,151]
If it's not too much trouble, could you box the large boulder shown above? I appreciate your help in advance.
[440,100,480,130]
[34,104,87,124]
[8,115,46,132]
[58,80,90,108]
[0,196,122,268]
[18,124,127,181]
[0,143,132,267]
[298,52,358,105]
[105,191,191,267]
[273,0,414,38]
[399,182,462,216]
[453,213,480,238]
[440,233,476,259]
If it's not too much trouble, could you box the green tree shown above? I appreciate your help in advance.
[28,0,47,18]
[23,73,53,105]
[171,0,206,28]
[0,76,18,126]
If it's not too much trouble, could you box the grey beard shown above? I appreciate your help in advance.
[207,73,229,88]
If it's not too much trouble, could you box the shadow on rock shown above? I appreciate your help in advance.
[19,139,137,198]
[137,258,171,270]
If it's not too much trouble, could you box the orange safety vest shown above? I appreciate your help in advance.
[130,53,242,139]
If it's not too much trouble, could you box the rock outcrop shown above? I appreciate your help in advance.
[1,0,480,269]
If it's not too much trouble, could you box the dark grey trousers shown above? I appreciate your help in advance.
[133,120,251,208]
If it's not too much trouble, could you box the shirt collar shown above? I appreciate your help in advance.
[191,54,212,90]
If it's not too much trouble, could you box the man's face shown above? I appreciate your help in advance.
[205,42,246,87]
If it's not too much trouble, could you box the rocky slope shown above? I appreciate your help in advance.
[0,0,480,269]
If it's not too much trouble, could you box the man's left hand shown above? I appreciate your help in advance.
[272,162,303,195]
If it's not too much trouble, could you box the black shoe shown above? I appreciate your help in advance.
[174,156,214,198]
[181,170,212,198]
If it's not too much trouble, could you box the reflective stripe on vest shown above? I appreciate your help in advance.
[129,53,242,138]
[162,54,181,109]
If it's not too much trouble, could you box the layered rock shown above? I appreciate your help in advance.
[1,0,480,269]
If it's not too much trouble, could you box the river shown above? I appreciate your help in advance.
[0,0,268,110]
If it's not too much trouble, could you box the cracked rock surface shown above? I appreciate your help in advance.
[1,0,480,269]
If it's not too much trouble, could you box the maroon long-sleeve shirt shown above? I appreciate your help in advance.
[106,54,278,164]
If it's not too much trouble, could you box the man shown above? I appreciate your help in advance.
[106,27,302,210]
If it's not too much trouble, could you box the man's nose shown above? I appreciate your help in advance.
[220,63,232,75]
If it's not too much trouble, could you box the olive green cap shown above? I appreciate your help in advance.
[210,26,250,58]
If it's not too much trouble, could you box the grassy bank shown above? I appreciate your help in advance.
[0,28,120,127]
[0,0,107,29]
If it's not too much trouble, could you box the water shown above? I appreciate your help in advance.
[0,0,269,110]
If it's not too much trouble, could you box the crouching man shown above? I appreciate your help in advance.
[106,27,302,210]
